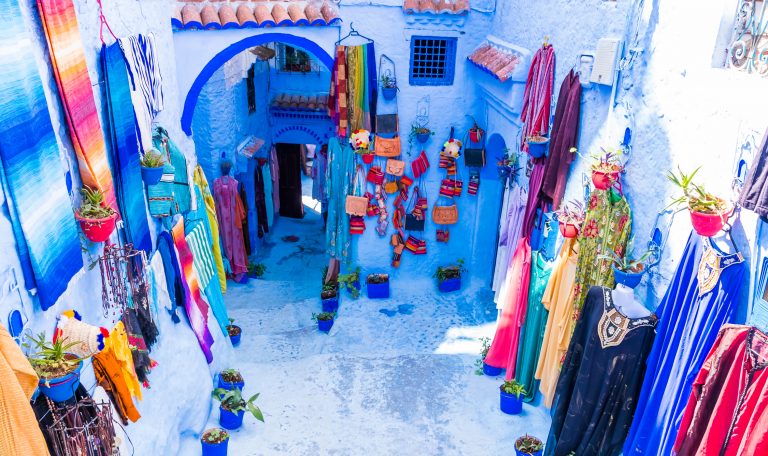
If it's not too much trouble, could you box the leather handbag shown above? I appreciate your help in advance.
[432,203,459,225]
[464,148,486,168]
[386,159,405,176]
[374,136,401,158]
[345,165,368,216]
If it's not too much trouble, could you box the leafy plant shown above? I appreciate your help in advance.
[24,332,83,380]
[515,434,544,454]
[590,147,624,173]
[598,246,652,273]
[434,259,466,283]
[500,379,526,398]
[474,337,491,375]
[338,267,361,299]
[226,319,241,337]
[666,166,728,214]
[140,149,165,168]
[220,368,243,384]
[554,200,586,229]
[248,262,267,277]
[380,73,397,89]
[201,428,229,445]
[212,387,265,422]
[78,186,116,220]
[526,133,548,143]
[366,273,389,285]
[312,312,335,321]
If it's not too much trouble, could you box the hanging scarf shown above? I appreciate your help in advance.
[328,45,348,137]
[193,166,227,292]
[520,45,555,152]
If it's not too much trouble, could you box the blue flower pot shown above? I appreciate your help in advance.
[613,266,644,289]
[500,389,524,415]
[382,86,397,100]
[39,360,82,403]
[318,318,334,333]
[201,439,229,456]
[367,281,390,299]
[483,363,502,377]
[322,296,339,313]
[527,139,549,158]
[438,277,461,293]
[141,166,164,186]
[515,448,543,456]
[348,280,361,297]
[219,406,245,430]
[416,132,431,144]
[229,333,241,346]
[217,376,244,391]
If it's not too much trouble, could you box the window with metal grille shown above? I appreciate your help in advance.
[409,36,457,86]
[275,43,320,74]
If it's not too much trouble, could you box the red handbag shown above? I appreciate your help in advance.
[367,166,385,185]
[404,235,427,255]
[349,216,366,235]
[436,229,450,243]
[411,150,430,178]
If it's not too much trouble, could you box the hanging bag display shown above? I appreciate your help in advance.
[404,234,427,255]
[374,114,402,157]
[432,203,459,225]
[349,215,366,235]
[464,147,486,168]
[464,123,486,168]
[386,159,406,176]
[366,166,385,185]
[365,191,379,217]
[454,179,463,197]
[405,186,427,232]
[384,179,400,194]
[468,172,480,196]
[345,165,368,216]
[436,229,450,243]
[411,150,430,178]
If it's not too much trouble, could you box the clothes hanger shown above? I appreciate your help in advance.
[335,23,373,45]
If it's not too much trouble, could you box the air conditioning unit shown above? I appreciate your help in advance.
[590,38,622,86]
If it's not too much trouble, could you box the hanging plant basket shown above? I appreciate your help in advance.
[469,126,485,143]
[526,136,549,158]
[141,166,164,186]
[382,86,398,100]
[592,170,620,190]
[689,203,731,237]
[361,152,375,164]
[38,359,83,403]
[559,223,579,239]
[76,212,118,243]
[613,265,645,289]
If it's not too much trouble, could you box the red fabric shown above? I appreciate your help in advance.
[520,45,555,153]
[328,45,348,137]
[673,325,768,456]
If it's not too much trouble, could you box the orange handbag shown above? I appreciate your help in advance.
[432,204,459,225]
[386,159,406,176]
[374,136,402,158]
[345,165,368,216]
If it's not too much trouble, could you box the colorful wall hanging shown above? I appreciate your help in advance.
[37,0,117,210]
[118,34,164,152]
[0,0,83,310]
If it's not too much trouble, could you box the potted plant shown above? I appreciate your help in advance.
[380,73,398,100]
[554,200,585,239]
[410,123,433,145]
[526,133,549,158]
[474,337,502,376]
[321,280,339,313]
[499,379,526,415]
[25,332,84,403]
[599,248,652,289]
[201,428,229,456]
[366,273,390,299]
[338,267,361,299]
[139,149,165,186]
[247,262,267,279]
[434,259,466,293]
[469,120,485,143]
[217,368,245,391]
[666,166,731,236]
[515,435,544,456]
[350,129,374,164]
[75,186,118,243]
[211,386,264,430]
[226,318,242,347]
[312,312,336,333]
[591,148,624,190]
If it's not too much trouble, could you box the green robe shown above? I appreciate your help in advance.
[516,250,553,402]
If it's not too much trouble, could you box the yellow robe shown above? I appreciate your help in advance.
[0,324,50,456]
[193,165,227,293]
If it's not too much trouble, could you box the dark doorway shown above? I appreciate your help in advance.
[276,143,304,218]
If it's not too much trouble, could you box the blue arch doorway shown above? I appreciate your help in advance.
[180,33,335,136]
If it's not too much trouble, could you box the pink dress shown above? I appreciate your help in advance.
[213,175,248,275]
[485,237,532,379]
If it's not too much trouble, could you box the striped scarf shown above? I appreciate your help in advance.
[118,34,164,152]
[328,46,348,137]
[520,45,555,151]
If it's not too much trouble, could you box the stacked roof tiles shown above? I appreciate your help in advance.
[402,0,470,15]
[173,1,342,30]
[467,43,521,82]
[270,94,329,112]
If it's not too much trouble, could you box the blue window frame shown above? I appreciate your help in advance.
[409,36,457,86]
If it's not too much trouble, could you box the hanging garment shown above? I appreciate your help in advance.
[0,0,82,311]
[117,34,164,151]
[0,323,51,455]
[515,251,553,402]
[92,320,142,424]
[492,186,528,305]
[171,218,215,364]
[193,166,227,292]
[739,126,768,217]
[545,286,656,456]
[122,307,153,386]
[156,231,184,322]
[154,127,191,215]
[270,145,281,214]
[36,0,117,209]
[571,189,631,327]
[102,42,152,254]
[262,160,275,228]
[254,163,269,238]
[213,175,248,276]
[326,138,355,262]
[540,70,581,209]
[485,237,532,378]
[312,148,328,204]
[673,325,768,456]
[101,321,142,400]
[328,45,349,137]
[520,44,555,153]
[535,237,579,407]
[623,234,745,456]
[238,178,251,255]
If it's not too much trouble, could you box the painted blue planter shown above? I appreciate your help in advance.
[322,296,339,312]
[527,139,549,158]
[201,439,229,456]
[219,406,245,430]
[515,448,543,456]
[217,376,244,391]
[613,266,644,289]
[483,363,502,377]
[382,86,397,100]
[500,389,523,415]
[230,333,241,346]
[416,132,431,144]
[39,360,82,403]
[318,318,334,333]
[438,277,461,293]
[367,281,390,299]
[141,166,164,186]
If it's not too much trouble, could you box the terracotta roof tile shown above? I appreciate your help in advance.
[270,93,329,112]
[467,42,521,82]
[173,1,342,31]
[403,0,469,15]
